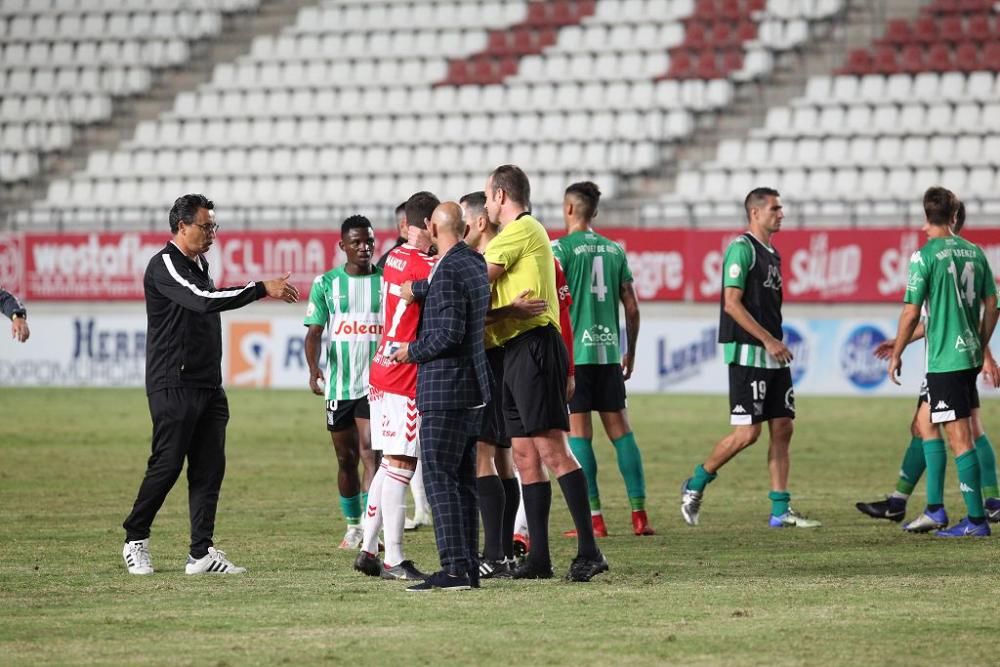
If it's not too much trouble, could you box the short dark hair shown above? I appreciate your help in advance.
[169,193,213,233]
[459,191,487,219]
[404,191,439,230]
[490,164,530,208]
[341,214,373,237]
[744,187,780,221]
[395,202,406,216]
[924,186,957,226]
[953,200,966,234]
[565,181,601,221]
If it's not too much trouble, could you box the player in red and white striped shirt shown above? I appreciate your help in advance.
[354,192,439,581]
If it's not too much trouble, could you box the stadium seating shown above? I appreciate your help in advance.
[19,0,844,227]
[660,0,1000,224]
[0,0,259,187]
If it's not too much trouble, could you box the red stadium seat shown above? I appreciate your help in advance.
[512,28,534,54]
[967,15,992,43]
[840,48,874,75]
[667,50,695,79]
[929,0,960,13]
[926,43,954,72]
[695,50,721,79]
[873,45,899,73]
[524,2,549,27]
[709,21,734,47]
[721,49,744,75]
[487,31,508,56]
[445,60,469,85]
[747,0,766,11]
[955,42,981,71]
[911,17,936,44]
[983,42,1000,70]
[693,0,716,21]
[882,19,914,45]
[958,0,992,11]
[939,16,965,43]
[685,22,707,49]
[737,21,757,42]
[538,27,558,48]
[719,0,742,21]
[899,44,925,74]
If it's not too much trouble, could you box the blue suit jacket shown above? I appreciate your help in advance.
[408,241,492,412]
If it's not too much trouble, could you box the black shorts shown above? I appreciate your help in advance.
[728,365,795,426]
[569,363,627,413]
[479,346,509,448]
[926,368,980,424]
[503,325,570,437]
[326,396,370,432]
[917,377,929,406]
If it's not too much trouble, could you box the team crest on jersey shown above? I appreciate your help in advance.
[763,265,782,291]
[306,302,316,317]
[728,263,741,279]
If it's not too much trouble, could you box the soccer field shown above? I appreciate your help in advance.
[1,388,997,666]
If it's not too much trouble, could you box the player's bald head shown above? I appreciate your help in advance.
[430,201,465,239]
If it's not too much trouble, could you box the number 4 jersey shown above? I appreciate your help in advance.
[905,235,996,373]
[552,230,632,365]
[369,244,437,398]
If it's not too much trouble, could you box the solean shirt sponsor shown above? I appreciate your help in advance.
[144,242,266,393]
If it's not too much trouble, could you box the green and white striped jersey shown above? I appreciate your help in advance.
[303,266,383,400]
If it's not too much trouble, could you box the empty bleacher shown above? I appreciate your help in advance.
[9,0,847,228]
[661,0,1000,225]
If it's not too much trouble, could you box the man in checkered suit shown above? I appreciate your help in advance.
[391,202,492,591]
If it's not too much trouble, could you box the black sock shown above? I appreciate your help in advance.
[927,504,944,512]
[501,476,520,560]
[521,481,552,567]
[477,475,505,561]
[558,468,599,559]
[969,515,986,525]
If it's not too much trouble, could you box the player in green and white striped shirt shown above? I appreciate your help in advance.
[304,216,383,549]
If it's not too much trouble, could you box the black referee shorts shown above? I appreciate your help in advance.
[569,363,627,414]
[479,346,509,448]
[503,324,569,437]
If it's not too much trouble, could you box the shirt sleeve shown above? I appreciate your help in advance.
[619,245,633,283]
[484,223,524,269]
[303,276,328,327]
[0,289,26,319]
[722,238,753,290]
[903,251,929,306]
[153,252,265,313]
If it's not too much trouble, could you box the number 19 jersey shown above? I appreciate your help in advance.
[551,230,633,365]
[904,235,996,373]
[369,244,437,398]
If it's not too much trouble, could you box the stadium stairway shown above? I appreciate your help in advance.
[0,0,315,220]
[621,0,931,224]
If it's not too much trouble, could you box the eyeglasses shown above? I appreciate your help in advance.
[191,222,220,234]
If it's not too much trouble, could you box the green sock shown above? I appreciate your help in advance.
[687,464,717,493]
[956,450,985,519]
[612,432,647,511]
[768,490,791,517]
[569,436,601,511]
[339,493,362,525]
[896,436,926,495]
[974,434,999,499]
[922,439,947,507]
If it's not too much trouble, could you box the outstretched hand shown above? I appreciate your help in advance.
[264,272,299,303]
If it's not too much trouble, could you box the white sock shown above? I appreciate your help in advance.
[890,491,909,501]
[361,463,388,555]
[382,464,414,566]
[410,459,430,518]
[513,469,529,537]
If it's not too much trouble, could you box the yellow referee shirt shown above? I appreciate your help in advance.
[483,213,560,346]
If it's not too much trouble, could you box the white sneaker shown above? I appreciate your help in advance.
[339,525,363,550]
[123,539,154,575]
[185,546,247,575]
[680,480,703,526]
[404,512,432,531]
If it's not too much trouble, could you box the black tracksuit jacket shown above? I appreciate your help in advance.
[144,242,266,394]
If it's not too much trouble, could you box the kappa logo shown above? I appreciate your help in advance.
[935,400,950,410]
[732,404,747,414]
[762,265,782,291]
[960,482,974,494]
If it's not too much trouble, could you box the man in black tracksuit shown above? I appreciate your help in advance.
[122,193,299,576]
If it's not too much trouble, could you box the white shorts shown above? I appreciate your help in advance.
[369,387,420,457]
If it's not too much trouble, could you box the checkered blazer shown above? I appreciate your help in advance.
[408,241,493,412]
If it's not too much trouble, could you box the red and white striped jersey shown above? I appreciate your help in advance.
[369,244,437,398]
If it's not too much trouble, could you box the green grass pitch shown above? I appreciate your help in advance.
[2,388,998,666]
